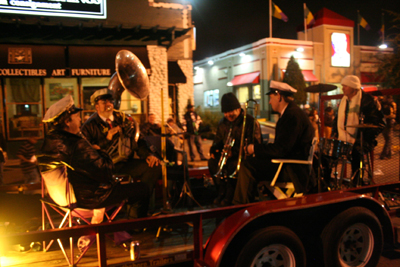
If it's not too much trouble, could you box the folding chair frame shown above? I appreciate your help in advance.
[267,137,318,199]
[41,170,126,266]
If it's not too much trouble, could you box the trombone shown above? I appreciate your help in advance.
[229,99,258,179]
[214,99,259,179]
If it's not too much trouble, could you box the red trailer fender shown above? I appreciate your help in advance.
[203,189,394,267]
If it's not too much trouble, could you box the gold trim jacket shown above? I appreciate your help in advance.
[81,110,149,160]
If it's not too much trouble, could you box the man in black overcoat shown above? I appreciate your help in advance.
[233,81,315,204]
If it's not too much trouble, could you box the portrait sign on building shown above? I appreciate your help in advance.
[331,32,351,67]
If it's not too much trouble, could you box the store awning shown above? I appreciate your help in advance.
[361,72,382,83]
[301,70,318,82]
[168,61,186,83]
[229,72,260,86]
[0,18,191,48]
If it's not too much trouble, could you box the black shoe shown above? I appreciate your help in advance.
[219,198,232,207]
[213,194,224,205]
[200,157,208,161]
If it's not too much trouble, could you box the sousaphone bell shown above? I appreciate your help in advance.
[108,50,149,109]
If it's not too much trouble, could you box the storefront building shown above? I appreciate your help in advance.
[193,8,392,119]
[0,0,195,157]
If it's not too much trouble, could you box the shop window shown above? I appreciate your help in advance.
[253,84,261,100]
[5,78,43,139]
[203,89,219,107]
[44,78,79,110]
[237,86,248,104]
[119,90,142,115]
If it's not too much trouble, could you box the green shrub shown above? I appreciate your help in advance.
[195,106,223,140]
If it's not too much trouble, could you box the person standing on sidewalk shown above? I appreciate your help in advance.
[17,136,40,184]
[380,95,397,159]
[182,103,207,161]
[0,133,7,185]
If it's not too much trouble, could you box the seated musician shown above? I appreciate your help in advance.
[140,113,162,136]
[233,81,315,204]
[329,75,384,185]
[38,95,150,217]
[208,93,262,206]
[81,89,162,214]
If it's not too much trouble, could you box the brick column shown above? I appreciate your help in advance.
[147,45,169,124]
[176,59,193,123]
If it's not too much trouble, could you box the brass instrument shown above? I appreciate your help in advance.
[214,127,235,178]
[108,50,149,109]
[106,114,140,164]
[106,50,149,163]
[229,99,258,179]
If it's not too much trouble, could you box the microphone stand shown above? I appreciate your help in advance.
[174,131,203,209]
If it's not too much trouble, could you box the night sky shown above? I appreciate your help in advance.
[190,0,400,61]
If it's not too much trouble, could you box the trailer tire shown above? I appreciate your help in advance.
[235,226,306,267]
[321,206,383,267]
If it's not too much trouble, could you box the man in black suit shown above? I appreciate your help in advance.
[233,81,315,204]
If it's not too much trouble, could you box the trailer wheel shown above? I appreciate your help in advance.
[235,226,306,267]
[321,207,383,267]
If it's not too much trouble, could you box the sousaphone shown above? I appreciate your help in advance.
[108,50,149,109]
[106,50,149,163]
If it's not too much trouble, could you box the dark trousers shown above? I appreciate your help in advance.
[114,158,162,217]
[101,182,150,218]
[233,157,278,204]
[208,157,237,204]
[115,158,162,194]
[380,125,392,158]
[187,134,205,160]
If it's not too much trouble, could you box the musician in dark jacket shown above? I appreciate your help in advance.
[233,81,315,204]
[208,93,262,206]
[81,89,161,196]
[38,95,150,216]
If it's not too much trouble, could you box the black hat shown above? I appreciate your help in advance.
[186,103,194,109]
[221,92,241,113]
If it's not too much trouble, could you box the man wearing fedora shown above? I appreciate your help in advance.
[38,95,150,216]
[208,92,262,206]
[233,81,315,204]
[182,103,207,161]
[81,89,162,198]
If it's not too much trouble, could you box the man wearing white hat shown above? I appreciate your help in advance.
[330,75,384,185]
[39,95,150,217]
[233,81,315,204]
[81,89,161,198]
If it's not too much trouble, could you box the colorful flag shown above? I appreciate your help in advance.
[272,2,288,22]
[304,5,315,26]
[358,14,370,31]
[378,24,384,39]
